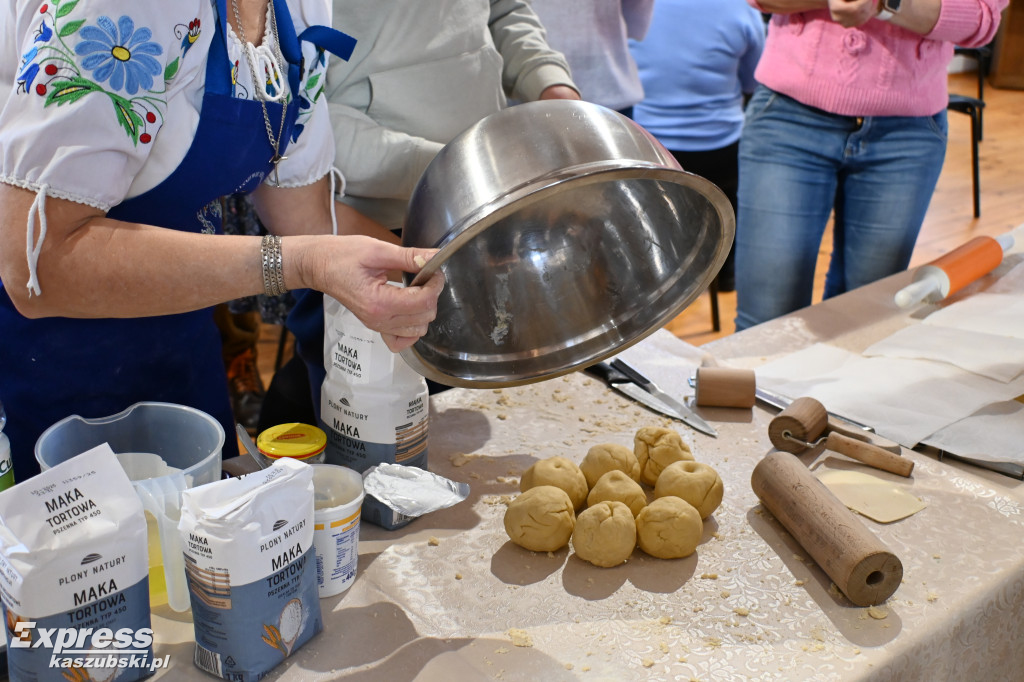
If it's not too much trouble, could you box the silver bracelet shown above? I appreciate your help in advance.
[260,234,287,297]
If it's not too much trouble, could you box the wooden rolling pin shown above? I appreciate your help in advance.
[768,397,914,478]
[751,451,903,606]
[694,367,756,408]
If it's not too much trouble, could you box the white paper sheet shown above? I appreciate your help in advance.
[922,292,1024,339]
[921,400,1024,464]
[755,343,1024,447]
[862,324,1024,382]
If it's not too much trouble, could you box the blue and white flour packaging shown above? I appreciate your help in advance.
[178,458,321,681]
[0,443,154,681]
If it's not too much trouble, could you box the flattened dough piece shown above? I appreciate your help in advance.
[816,469,926,523]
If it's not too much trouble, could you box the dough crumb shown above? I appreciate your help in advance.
[507,629,533,647]
[455,573,463,580]
[428,537,440,546]
[495,647,509,654]
[927,592,939,602]
[659,616,672,625]
[564,663,573,670]
[582,665,591,672]
[720,590,730,598]
[692,605,704,613]
[706,637,723,648]
[867,606,888,620]
[641,659,655,668]
[677,656,687,663]
[700,573,718,580]
[793,580,805,586]
[413,255,428,268]
[497,414,508,420]
[450,453,480,467]
[659,642,669,653]
[734,607,750,617]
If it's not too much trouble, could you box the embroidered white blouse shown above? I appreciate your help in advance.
[0,0,335,213]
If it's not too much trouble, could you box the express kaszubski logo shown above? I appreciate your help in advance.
[8,620,170,673]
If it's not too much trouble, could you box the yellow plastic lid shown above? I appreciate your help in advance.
[256,423,327,460]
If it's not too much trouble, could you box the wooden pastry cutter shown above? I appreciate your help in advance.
[768,397,914,478]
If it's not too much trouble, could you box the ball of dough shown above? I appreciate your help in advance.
[635,496,703,559]
[504,486,576,552]
[579,443,641,488]
[634,426,694,486]
[654,461,724,519]
[572,501,637,568]
[520,456,589,510]
[587,470,648,517]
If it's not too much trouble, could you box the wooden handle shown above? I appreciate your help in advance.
[768,396,828,453]
[825,418,902,455]
[751,451,903,606]
[695,367,756,408]
[824,433,914,478]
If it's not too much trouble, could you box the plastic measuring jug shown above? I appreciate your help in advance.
[34,402,224,612]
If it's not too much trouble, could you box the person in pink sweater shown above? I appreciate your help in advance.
[733,0,1006,331]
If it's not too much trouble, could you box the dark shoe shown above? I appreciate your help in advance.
[227,348,265,436]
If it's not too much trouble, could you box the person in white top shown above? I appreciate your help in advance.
[0,0,443,482]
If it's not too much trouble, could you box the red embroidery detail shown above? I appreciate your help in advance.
[35,84,46,96]
[44,64,57,76]
[146,112,156,123]
[140,133,152,144]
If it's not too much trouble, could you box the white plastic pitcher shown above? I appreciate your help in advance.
[35,402,224,612]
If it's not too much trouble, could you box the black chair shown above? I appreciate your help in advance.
[946,94,985,218]
[953,45,992,140]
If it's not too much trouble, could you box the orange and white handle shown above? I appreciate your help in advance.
[895,233,1015,308]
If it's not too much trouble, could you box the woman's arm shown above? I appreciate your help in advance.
[751,0,828,12]
[829,0,941,33]
[0,178,441,349]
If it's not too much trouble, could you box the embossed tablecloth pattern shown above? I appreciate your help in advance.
[252,359,1024,682]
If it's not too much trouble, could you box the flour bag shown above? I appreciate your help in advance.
[0,443,153,681]
[178,458,320,682]
[320,294,429,473]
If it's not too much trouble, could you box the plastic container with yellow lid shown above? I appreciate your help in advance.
[257,423,327,464]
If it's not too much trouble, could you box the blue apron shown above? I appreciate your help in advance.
[0,0,355,482]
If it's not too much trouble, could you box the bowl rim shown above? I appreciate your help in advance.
[406,162,722,287]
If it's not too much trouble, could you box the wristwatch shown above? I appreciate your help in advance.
[876,0,902,21]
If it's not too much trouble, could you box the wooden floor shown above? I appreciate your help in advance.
[256,71,1024,385]
[665,71,1024,345]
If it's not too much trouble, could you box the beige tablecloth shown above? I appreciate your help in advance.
[152,256,1024,681]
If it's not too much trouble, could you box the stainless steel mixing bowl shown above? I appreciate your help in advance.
[401,99,734,387]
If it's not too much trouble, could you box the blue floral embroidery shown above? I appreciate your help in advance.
[76,16,163,95]
[16,1,197,146]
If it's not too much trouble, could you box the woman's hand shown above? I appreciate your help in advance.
[298,235,444,351]
[828,0,879,27]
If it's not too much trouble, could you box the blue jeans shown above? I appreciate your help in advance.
[734,86,947,331]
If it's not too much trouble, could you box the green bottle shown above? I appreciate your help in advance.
[0,401,14,492]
